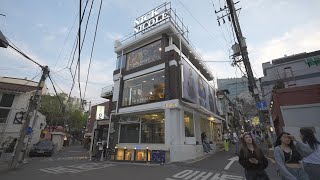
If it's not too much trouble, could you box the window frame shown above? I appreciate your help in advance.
[121,69,166,108]
[0,93,15,124]
[125,39,162,71]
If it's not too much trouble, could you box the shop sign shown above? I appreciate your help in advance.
[164,103,177,108]
[96,106,105,120]
[134,5,169,34]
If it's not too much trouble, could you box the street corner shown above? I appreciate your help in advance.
[165,169,244,180]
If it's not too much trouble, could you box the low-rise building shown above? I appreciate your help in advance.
[0,76,46,159]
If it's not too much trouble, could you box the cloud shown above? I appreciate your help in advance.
[105,32,123,41]
[249,20,320,76]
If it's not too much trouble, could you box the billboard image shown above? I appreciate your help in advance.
[182,59,216,113]
[96,106,105,120]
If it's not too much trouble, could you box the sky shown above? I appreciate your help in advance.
[1,0,320,105]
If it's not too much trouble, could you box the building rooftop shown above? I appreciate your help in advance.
[113,2,215,81]
[0,81,37,93]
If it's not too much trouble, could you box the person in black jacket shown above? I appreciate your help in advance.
[239,132,270,180]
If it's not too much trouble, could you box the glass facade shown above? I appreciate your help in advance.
[122,70,165,107]
[141,113,165,143]
[126,40,161,70]
[184,111,194,137]
[116,54,127,70]
[119,112,165,144]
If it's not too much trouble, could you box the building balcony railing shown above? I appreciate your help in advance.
[101,85,114,99]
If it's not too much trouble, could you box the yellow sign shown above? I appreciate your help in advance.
[252,116,260,125]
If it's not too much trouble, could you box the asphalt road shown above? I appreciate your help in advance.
[0,145,281,180]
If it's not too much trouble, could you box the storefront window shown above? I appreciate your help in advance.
[116,149,124,160]
[126,40,161,70]
[200,117,212,142]
[184,111,194,137]
[135,150,147,161]
[122,70,165,107]
[141,112,165,144]
[119,116,140,143]
[125,149,135,161]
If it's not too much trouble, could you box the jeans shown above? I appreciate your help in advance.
[245,169,270,180]
[234,141,239,154]
[202,141,212,153]
[304,163,320,180]
[282,167,309,180]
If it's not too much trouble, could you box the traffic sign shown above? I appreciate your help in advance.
[27,127,33,135]
[256,101,268,110]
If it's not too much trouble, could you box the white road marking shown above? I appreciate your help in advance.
[39,162,115,174]
[166,170,244,180]
[224,156,239,170]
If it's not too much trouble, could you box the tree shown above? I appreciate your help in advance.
[39,94,87,133]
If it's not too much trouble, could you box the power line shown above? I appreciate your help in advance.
[49,75,67,94]
[1,38,42,68]
[48,74,65,111]
[84,0,103,99]
[177,0,230,56]
[53,12,79,71]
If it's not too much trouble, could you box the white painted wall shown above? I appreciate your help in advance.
[281,103,320,140]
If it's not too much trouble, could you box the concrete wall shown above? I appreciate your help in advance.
[282,103,320,140]
[51,132,65,152]
[170,144,217,162]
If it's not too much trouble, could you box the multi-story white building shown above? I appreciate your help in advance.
[261,50,320,103]
[0,76,46,158]
[99,3,224,163]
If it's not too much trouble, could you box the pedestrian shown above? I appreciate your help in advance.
[274,132,309,180]
[233,131,240,155]
[291,128,320,180]
[238,132,270,180]
[201,132,212,153]
[224,131,230,152]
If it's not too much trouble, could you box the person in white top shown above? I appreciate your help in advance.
[291,128,320,180]
[233,132,240,154]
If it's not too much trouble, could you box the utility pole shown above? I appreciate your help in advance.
[225,0,265,125]
[9,66,50,169]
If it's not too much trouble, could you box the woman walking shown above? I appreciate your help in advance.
[274,132,309,180]
[292,128,320,180]
[238,132,269,180]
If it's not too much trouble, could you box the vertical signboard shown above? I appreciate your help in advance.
[96,106,105,120]
[182,59,216,113]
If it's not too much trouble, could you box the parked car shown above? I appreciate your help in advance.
[29,140,54,157]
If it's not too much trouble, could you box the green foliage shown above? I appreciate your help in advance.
[39,94,88,132]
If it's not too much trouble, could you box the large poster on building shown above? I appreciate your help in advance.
[182,59,216,113]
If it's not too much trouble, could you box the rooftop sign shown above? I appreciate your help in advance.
[134,3,170,34]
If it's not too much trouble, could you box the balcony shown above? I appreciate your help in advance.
[101,85,114,99]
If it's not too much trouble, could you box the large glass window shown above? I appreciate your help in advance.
[122,70,165,107]
[119,116,140,143]
[119,112,165,144]
[184,111,194,137]
[116,54,127,70]
[0,94,15,123]
[141,112,165,143]
[126,40,161,70]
